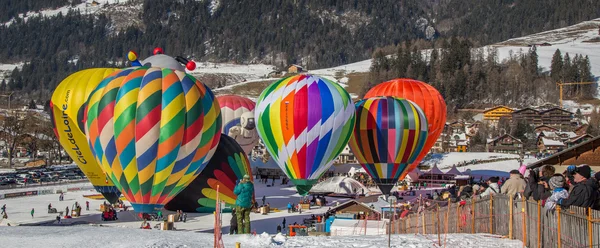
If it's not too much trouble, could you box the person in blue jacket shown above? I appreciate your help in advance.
[234,174,254,234]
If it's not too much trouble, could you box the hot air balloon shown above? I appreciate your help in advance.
[348,97,429,196]
[165,134,253,213]
[364,78,446,179]
[85,51,221,213]
[51,68,122,203]
[255,74,355,196]
[216,95,259,154]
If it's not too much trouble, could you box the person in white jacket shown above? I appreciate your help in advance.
[480,177,500,198]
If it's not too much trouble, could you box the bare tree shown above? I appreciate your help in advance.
[0,115,25,168]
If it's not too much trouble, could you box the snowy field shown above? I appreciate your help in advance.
[0,226,523,248]
[421,152,540,178]
[3,0,132,27]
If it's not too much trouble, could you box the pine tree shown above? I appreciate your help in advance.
[550,49,563,82]
[28,99,36,109]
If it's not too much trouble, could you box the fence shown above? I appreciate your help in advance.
[390,194,600,248]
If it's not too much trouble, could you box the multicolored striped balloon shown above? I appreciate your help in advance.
[165,134,253,213]
[216,95,259,154]
[85,67,221,213]
[348,97,428,196]
[255,74,355,196]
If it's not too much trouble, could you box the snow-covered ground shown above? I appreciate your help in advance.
[3,0,132,27]
[0,226,523,248]
[309,18,600,85]
[190,62,275,79]
[494,18,600,77]
[421,152,539,179]
[423,152,520,169]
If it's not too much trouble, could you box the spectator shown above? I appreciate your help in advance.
[501,170,526,197]
[287,202,292,213]
[559,165,599,208]
[31,208,34,218]
[544,174,568,211]
[86,201,90,211]
[230,209,238,235]
[479,177,500,198]
[526,165,555,201]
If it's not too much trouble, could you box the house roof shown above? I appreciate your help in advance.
[528,135,600,169]
[534,124,559,131]
[541,137,565,147]
[539,108,573,115]
[330,200,381,214]
[566,134,594,143]
[289,64,303,69]
[487,134,522,144]
[512,107,539,114]
[483,105,514,113]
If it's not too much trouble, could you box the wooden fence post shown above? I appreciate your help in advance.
[537,201,541,248]
[557,206,561,248]
[522,197,527,248]
[423,211,426,234]
[472,199,476,234]
[437,205,441,246]
[489,195,493,234]
[509,196,514,239]
[456,201,460,232]
[588,208,593,248]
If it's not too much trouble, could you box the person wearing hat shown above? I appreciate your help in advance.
[558,165,599,208]
[479,177,500,198]
[544,174,569,211]
[233,174,254,234]
[501,170,526,197]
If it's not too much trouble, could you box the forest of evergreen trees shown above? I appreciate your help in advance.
[0,0,599,106]
[363,38,594,110]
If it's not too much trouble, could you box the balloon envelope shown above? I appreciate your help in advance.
[51,68,121,203]
[216,95,259,154]
[348,97,428,196]
[364,78,446,179]
[165,134,253,212]
[85,67,221,213]
[255,74,355,196]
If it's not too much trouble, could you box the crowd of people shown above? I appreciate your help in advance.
[427,164,600,211]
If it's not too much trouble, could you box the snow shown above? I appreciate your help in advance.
[541,137,565,146]
[3,0,132,27]
[191,62,275,78]
[310,59,372,77]
[422,152,521,169]
[0,226,523,247]
[493,18,600,77]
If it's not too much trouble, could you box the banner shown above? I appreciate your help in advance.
[3,190,38,199]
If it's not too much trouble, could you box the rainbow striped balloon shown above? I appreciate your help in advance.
[85,67,221,213]
[348,97,428,196]
[165,134,253,213]
[255,74,355,196]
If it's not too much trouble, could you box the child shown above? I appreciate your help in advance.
[544,174,569,211]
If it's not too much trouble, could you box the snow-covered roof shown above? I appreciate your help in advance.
[457,141,468,146]
[310,176,369,195]
[541,138,565,147]
[445,165,462,175]
[556,131,577,138]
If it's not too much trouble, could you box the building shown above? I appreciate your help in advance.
[512,108,542,125]
[446,132,469,152]
[482,106,514,125]
[537,137,565,153]
[334,145,357,164]
[486,134,523,154]
[527,135,600,172]
[534,124,558,133]
[565,134,594,148]
[539,108,574,127]
[574,124,589,135]
[288,64,304,74]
